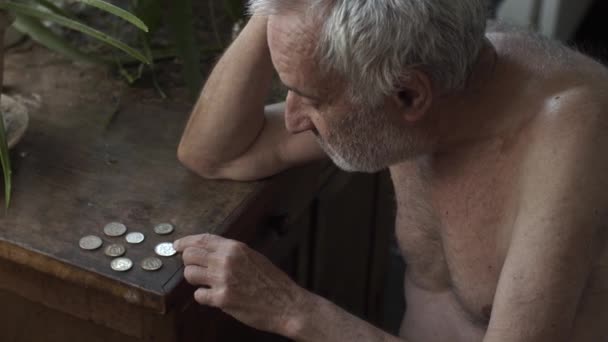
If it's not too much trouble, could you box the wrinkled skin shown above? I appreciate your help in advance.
[174,234,305,334]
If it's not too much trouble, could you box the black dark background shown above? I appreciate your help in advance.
[571,0,608,63]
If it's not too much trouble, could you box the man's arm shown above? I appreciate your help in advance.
[483,94,608,341]
[178,16,324,181]
[174,234,407,342]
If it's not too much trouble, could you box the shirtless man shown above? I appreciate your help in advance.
[174,0,608,341]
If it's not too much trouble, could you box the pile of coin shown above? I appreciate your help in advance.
[78,222,179,273]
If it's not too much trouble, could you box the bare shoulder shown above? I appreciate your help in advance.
[487,21,569,52]
[484,23,608,162]
[519,87,608,213]
[489,86,608,341]
[527,87,608,158]
[486,21,608,78]
[537,87,608,138]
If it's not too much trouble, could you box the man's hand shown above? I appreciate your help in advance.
[174,234,306,335]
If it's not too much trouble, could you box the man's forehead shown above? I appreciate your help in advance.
[268,13,319,59]
[268,13,343,100]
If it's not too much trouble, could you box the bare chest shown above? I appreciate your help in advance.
[391,144,520,325]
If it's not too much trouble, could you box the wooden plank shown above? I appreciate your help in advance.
[0,256,160,338]
[1,289,141,342]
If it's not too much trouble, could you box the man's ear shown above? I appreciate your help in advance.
[393,70,433,122]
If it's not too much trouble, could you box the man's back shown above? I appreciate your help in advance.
[392,29,608,342]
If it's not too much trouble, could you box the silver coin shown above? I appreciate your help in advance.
[141,257,163,271]
[110,257,133,272]
[153,223,174,235]
[104,243,126,257]
[154,242,177,257]
[103,222,127,237]
[79,235,103,251]
[125,232,145,244]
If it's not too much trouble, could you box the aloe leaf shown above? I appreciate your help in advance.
[71,0,148,32]
[105,46,175,66]
[0,110,12,209]
[33,0,74,18]
[139,32,167,99]
[0,1,151,64]
[14,15,108,65]
[166,0,202,98]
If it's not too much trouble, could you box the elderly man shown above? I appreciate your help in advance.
[175,0,608,341]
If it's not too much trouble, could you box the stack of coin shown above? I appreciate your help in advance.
[141,257,163,271]
[154,223,174,235]
[155,242,177,257]
[103,222,127,237]
[125,232,145,244]
[79,235,103,251]
[104,244,126,257]
[111,257,133,272]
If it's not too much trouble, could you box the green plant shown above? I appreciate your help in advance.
[125,0,245,98]
[1,0,151,64]
[0,0,150,208]
[0,0,248,208]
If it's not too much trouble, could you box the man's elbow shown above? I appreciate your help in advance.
[177,145,224,180]
[177,143,281,181]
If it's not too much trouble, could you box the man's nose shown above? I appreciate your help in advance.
[284,92,315,133]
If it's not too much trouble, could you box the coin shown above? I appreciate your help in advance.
[154,242,177,257]
[141,257,163,271]
[125,232,145,244]
[153,223,174,235]
[103,222,127,237]
[110,257,133,272]
[79,235,103,251]
[104,243,126,257]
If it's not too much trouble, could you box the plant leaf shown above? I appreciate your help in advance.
[0,110,12,210]
[108,46,176,66]
[14,14,108,65]
[70,0,148,32]
[0,1,151,64]
[165,0,202,98]
[33,0,74,19]
[138,30,167,99]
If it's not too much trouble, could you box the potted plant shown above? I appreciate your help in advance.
[0,0,150,208]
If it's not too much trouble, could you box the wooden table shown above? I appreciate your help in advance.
[0,47,393,341]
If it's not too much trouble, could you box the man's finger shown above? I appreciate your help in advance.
[194,287,227,308]
[174,233,226,252]
[184,265,219,287]
[182,247,225,267]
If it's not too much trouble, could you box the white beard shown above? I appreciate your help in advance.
[316,138,360,172]
[314,107,430,173]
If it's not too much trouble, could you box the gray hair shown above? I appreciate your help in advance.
[250,0,488,105]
